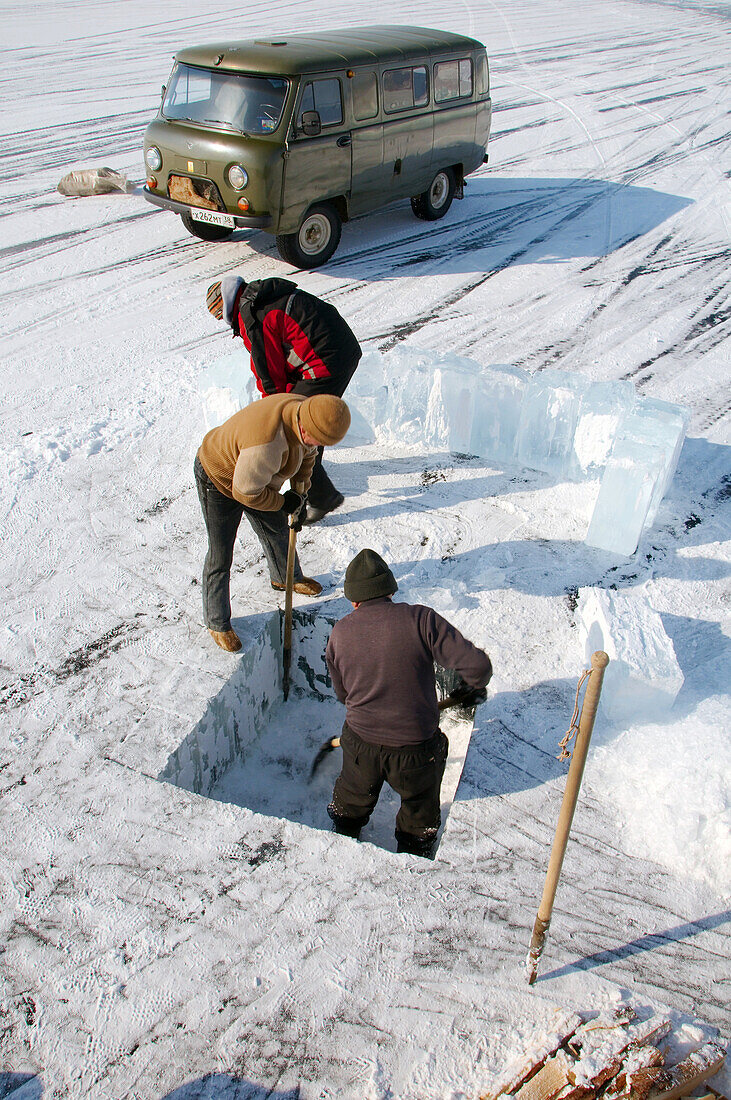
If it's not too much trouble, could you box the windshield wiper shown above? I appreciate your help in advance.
[200,118,251,136]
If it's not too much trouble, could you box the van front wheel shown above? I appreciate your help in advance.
[411,168,456,221]
[180,211,234,242]
[276,203,342,268]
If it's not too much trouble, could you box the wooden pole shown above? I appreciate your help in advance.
[526,650,609,984]
[282,521,297,701]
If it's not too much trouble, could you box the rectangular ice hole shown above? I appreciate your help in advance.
[158,608,475,856]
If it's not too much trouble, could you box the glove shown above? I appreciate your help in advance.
[449,682,487,708]
[281,490,307,530]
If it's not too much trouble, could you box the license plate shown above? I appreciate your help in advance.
[190,208,235,228]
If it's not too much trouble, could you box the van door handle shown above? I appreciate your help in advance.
[337,134,351,148]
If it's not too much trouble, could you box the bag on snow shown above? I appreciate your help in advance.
[57,167,131,197]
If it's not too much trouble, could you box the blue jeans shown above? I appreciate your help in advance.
[194,456,302,632]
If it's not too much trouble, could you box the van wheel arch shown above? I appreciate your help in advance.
[276,201,342,268]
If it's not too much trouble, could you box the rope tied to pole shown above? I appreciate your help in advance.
[557,668,591,761]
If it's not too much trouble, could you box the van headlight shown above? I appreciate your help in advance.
[145,146,162,171]
[227,164,248,190]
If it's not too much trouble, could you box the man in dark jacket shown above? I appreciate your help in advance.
[207,275,361,524]
[325,549,492,858]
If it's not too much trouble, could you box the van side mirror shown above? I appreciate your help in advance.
[161,84,166,99]
[301,110,321,137]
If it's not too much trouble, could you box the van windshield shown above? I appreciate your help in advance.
[163,64,289,135]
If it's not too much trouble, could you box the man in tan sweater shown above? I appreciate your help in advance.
[195,392,350,651]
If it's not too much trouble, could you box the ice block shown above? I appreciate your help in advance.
[425,364,482,453]
[578,587,684,723]
[585,434,667,556]
[517,369,590,477]
[569,379,635,479]
[470,364,529,464]
[622,396,690,525]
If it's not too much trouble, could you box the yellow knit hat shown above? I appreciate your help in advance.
[299,395,351,446]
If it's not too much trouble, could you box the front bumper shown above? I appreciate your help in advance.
[142,187,272,229]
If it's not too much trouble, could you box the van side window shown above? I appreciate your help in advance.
[299,78,343,128]
[382,66,428,113]
[434,59,473,102]
[352,70,378,121]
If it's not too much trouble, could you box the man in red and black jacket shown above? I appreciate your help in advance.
[207,275,362,523]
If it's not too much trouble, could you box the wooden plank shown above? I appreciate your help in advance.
[566,1016,671,1095]
[601,1043,665,1100]
[645,1042,725,1100]
[481,1012,583,1100]
[574,1006,638,1037]
[513,1050,577,1100]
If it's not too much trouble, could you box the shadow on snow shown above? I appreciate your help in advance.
[0,1072,301,1099]
[538,909,731,982]
[161,1075,300,1098]
[229,176,692,278]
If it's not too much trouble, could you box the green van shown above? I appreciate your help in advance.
[143,26,491,267]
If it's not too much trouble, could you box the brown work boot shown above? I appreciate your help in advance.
[208,628,242,652]
[271,577,323,597]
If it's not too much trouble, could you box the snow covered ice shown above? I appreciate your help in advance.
[578,588,684,722]
[1,0,730,1096]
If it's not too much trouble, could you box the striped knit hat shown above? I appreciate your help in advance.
[206,281,223,319]
[206,275,246,328]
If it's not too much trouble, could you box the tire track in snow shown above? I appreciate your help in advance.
[361,183,625,352]
[0,110,153,183]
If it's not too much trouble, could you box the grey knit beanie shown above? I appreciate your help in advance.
[344,549,398,603]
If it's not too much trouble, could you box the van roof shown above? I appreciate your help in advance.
[174,26,486,77]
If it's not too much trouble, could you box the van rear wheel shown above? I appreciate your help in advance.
[276,203,342,268]
[411,168,456,221]
[181,211,234,242]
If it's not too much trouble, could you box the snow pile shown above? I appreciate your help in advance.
[591,696,731,898]
[577,587,729,897]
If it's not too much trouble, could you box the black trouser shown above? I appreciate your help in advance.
[194,457,303,632]
[292,356,360,509]
[328,723,448,846]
